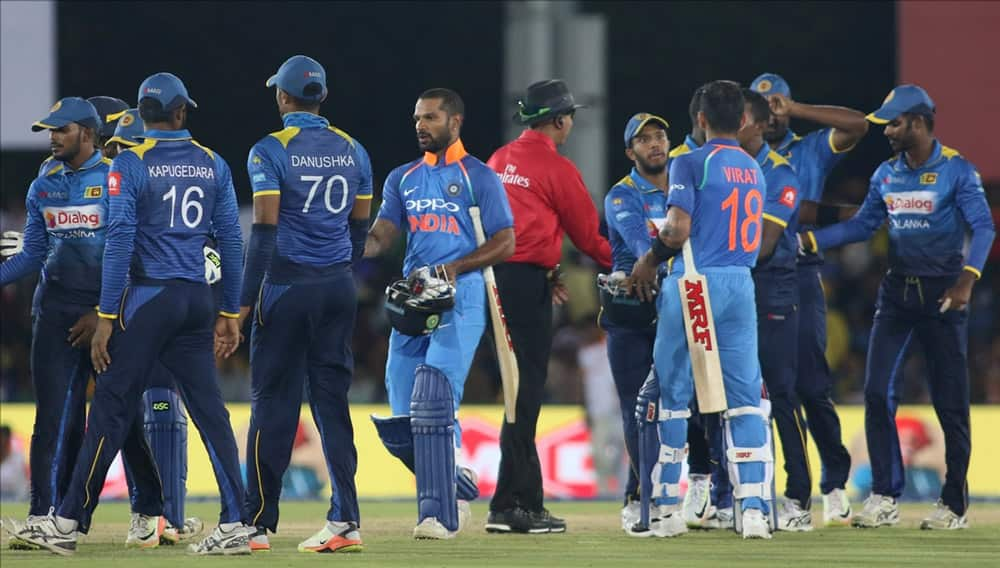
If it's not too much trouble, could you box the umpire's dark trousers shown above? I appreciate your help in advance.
[490,262,552,513]
[58,279,245,533]
[865,271,971,515]
[244,264,360,531]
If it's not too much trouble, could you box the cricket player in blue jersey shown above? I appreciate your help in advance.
[0,97,169,551]
[629,80,772,540]
[751,73,868,525]
[601,112,669,532]
[801,85,995,531]
[737,88,813,531]
[365,88,515,539]
[20,73,251,556]
[239,55,369,554]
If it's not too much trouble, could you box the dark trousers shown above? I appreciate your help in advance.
[602,318,655,503]
[245,270,360,531]
[489,263,553,513]
[29,297,160,519]
[58,281,245,532]
[865,272,970,515]
[796,265,851,493]
[758,303,812,506]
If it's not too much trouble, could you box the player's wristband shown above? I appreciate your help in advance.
[963,265,982,279]
[650,237,681,263]
[816,204,841,227]
[218,311,240,319]
[97,311,118,320]
[803,231,818,253]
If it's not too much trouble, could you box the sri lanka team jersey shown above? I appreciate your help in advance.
[247,112,373,267]
[750,143,801,307]
[99,129,243,316]
[377,140,514,279]
[605,168,668,273]
[812,141,994,278]
[667,138,767,271]
[1,151,111,305]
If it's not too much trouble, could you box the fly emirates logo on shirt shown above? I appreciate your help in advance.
[406,198,461,235]
[497,164,530,188]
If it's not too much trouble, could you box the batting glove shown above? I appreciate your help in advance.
[1,231,24,257]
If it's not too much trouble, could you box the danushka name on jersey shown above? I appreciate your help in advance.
[147,164,215,179]
[290,154,356,168]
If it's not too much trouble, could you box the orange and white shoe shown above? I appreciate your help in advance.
[249,526,270,552]
[297,521,363,553]
[125,514,165,549]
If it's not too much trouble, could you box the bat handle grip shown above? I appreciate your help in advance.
[681,240,698,275]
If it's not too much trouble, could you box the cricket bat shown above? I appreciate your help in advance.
[469,206,519,424]
[678,240,728,413]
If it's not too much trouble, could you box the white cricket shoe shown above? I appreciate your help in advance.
[852,494,899,528]
[920,501,969,530]
[161,517,204,545]
[702,506,734,530]
[651,508,688,538]
[776,498,813,532]
[741,509,772,539]
[298,521,363,553]
[15,515,78,556]
[413,517,455,540]
[458,500,472,532]
[3,515,45,550]
[822,489,852,527]
[125,513,165,548]
[682,475,713,528]
[186,523,251,555]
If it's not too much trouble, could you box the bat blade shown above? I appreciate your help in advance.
[469,206,519,423]
[678,273,727,413]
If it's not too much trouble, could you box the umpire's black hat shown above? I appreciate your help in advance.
[513,79,585,125]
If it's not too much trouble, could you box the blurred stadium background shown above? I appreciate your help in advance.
[1,1,998,503]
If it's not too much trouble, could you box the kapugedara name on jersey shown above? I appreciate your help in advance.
[147,164,216,179]
[290,154,356,168]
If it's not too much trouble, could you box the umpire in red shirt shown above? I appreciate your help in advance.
[485,79,612,534]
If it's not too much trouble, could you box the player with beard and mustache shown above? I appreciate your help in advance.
[600,113,670,532]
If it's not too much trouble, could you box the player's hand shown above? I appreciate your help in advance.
[768,93,794,118]
[938,271,976,313]
[1,231,24,258]
[627,255,659,303]
[549,265,569,305]
[68,310,99,348]
[90,318,114,373]
[214,316,240,358]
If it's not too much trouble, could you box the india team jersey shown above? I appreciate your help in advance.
[99,129,243,316]
[813,142,994,277]
[248,112,373,267]
[750,143,801,306]
[377,140,514,279]
[605,168,668,273]
[667,138,766,270]
[0,151,111,305]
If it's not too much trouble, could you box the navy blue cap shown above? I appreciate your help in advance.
[87,96,130,138]
[266,55,327,102]
[106,109,144,148]
[138,72,197,111]
[624,112,669,148]
[751,73,791,99]
[866,85,935,124]
[31,97,100,132]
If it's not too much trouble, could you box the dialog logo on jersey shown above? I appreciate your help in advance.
[884,191,935,215]
[43,205,103,230]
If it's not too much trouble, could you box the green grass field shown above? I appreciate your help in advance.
[2,500,998,566]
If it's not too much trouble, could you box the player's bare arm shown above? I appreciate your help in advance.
[629,206,691,302]
[442,227,515,281]
[363,218,400,258]
[758,218,786,262]
[769,93,868,152]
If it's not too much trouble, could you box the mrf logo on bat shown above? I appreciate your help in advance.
[683,279,713,350]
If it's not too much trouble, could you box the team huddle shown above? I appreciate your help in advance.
[0,52,993,556]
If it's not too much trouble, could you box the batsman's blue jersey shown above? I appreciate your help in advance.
[605,168,668,273]
[667,138,766,271]
[377,140,514,279]
[99,129,243,317]
[1,151,111,305]
[248,112,373,266]
[812,141,994,277]
[751,143,801,306]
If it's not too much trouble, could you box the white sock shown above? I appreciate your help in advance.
[219,521,242,532]
[54,516,78,534]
